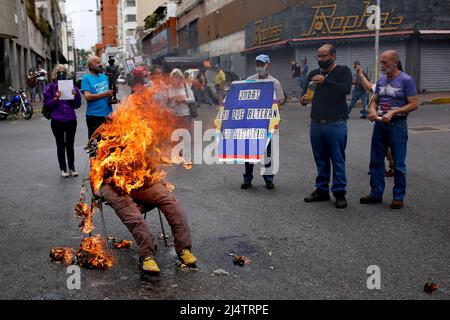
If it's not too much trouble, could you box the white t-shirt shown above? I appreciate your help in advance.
[166,83,195,117]
[247,73,285,103]
[36,68,47,81]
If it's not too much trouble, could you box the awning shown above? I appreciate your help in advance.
[418,30,450,40]
[242,40,290,54]
[291,30,416,46]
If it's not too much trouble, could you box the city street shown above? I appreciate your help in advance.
[1,88,449,300]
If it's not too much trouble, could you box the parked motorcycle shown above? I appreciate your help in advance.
[0,87,33,120]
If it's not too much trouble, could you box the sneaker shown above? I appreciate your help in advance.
[304,190,330,202]
[61,170,70,178]
[139,256,160,275]
[391,200,404,209]
[69,169,79,177]
[179,249,197,266]
[335,195,347,209]
[360,195,382,204]
[265,182,275,190]
[241,181,252,189]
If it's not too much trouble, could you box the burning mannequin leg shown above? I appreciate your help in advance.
[99,182,196,274]
[130,181,193,257]
[99,184,156,260]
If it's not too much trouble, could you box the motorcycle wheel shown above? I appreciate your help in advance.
[22,103,33,120]
[0,113,6,120]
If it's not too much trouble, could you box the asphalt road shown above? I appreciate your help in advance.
[0,88,449,300]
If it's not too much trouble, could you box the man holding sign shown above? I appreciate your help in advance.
[215,54,283,190]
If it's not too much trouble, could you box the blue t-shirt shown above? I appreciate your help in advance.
[81,73,112,117]
[375,72,417,115]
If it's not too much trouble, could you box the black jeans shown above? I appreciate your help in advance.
[243,140,274,183]
[51,120,77,171]
[86,115,107,139]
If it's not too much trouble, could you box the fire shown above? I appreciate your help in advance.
[113,240,133,249]
[89,87,184,194]
[76,235,114,269]
[50,247,75,265]
[74,200,95,234]
[51,84,191,270]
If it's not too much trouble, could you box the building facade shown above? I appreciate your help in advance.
[243,0,450,93]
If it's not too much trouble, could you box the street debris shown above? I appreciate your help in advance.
[232,255,251,266]
[113,240,133,249]
[423,282,439,294]
[213,269,229,276]
[107,236,133,249]
[49,247,75,265]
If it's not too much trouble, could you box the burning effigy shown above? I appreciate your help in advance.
[89,87,180,195]
[51,84,197,273]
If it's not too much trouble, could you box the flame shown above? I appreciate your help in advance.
[50,247,75,265]
[113,240,133,249]
[89,87,184,194]
[76,235,113,269]
[74,200,95,234]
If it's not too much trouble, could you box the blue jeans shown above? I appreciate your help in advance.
[369,118,408,201]
[244,140,273,183]
[310,120,348,194]
[348,87,368,116]
[292,77,301,96]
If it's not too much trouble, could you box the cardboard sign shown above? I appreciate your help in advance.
[215,80,280,163]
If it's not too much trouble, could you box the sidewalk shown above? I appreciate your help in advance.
[30,100,43,113]
[287,91,450,105]
[418,91,450,105]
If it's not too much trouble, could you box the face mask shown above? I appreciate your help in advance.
[256,66,267,76]
[56,72,67,80]
[90,65,103,74]
[318,59,333,70]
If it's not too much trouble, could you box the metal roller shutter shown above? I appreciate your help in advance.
[245,49,294,96]
[420,42,450,92]
[265,49,295,97]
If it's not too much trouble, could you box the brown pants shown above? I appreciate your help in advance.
[99,182,192,259]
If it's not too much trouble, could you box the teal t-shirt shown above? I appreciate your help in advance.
[81,73,112,117]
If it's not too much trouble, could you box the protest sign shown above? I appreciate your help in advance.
[215,80,280,163]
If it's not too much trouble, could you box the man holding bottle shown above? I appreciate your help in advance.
[300,44,352,209]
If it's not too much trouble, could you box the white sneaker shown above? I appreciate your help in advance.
[69,169,79,177]
[61,170,70,178]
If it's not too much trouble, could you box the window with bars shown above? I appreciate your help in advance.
[125,14,136,22]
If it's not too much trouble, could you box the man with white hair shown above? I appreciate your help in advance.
[360,50,418,209]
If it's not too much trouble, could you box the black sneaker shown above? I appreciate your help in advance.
[304,190,330,202]
[241,181,252,189]
[265,182,275,190]
[335,195,347,209]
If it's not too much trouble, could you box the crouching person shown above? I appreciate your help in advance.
[98,182,197,274]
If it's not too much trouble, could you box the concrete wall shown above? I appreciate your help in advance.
[198,30,245,57]
[0,0,19,38]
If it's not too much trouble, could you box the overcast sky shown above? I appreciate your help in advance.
[65,0,98,50]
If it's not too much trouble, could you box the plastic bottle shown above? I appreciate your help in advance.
[305,81,317,104]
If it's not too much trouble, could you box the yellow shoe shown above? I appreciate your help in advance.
[140,256,160,275]
[179,249,197,266]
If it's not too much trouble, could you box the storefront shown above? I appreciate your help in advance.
[244,0,450,94]
[143,17,177,66]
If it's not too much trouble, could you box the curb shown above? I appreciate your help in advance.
[430,97,450,104]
